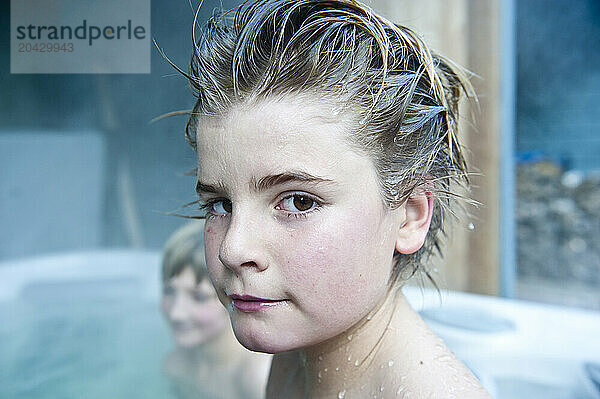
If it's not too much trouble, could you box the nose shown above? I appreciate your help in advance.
[218,209,269,273]
[168,293,191,322]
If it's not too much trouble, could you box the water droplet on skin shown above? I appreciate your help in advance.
[354,359,359,366]
[318,371,322,379]
[318,355,323,361]
[434,354,453,363]
[347,334,353,341]
[468,222,475,230]
[347,355,352,361]
[397,388,413,398]
[380,386,385,392]
[335,367,340,371]
[324,368,328,372]
[338,390,346,398]
[388,360,394,367]
[366,315,372,321]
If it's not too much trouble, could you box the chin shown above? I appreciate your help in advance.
[230,322,302,354]
[175,332,205,348]
[236,337,289,354]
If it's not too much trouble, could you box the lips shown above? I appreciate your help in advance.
[171,322,196,332]
[230,294,287,312]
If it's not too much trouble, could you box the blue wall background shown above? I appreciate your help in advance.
[0,1,238,259]
[517,0,600,171]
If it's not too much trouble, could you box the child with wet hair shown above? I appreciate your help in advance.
[161,221,271,399]
[174,0,491,397]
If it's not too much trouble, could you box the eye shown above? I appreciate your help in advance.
[192,291,212,302]
[277,194,319,213]
[209,199,232,216]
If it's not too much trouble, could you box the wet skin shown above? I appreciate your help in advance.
[195,94,492,398]
[196,95,404,354]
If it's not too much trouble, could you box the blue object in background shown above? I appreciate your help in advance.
[0,132,105,260]
[517,0,600,172]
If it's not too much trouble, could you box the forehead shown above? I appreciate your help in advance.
[195,96,365,185]
[169,266,197,286]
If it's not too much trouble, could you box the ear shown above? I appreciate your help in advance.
[395,190,434,255]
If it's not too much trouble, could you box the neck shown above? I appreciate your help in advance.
[296,286,413,398]
[186,325,245,365]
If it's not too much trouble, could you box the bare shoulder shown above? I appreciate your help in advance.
[419,328,492,397]
[384,305,493,398]
[386,346,492,398]
[420,353,493,399]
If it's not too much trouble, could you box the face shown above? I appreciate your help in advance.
[161,266,229,348]
[196,95,403,353]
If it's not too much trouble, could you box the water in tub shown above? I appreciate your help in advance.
[0,263,174,398]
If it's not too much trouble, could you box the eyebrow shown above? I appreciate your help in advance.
[195,180,226,195]
[252,171,333,192]
[195,170,333,196]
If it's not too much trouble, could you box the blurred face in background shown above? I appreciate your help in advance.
[161,266,229,348]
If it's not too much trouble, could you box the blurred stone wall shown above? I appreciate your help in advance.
[517,162,600,286]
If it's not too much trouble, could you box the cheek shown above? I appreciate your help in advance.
[204,222,224,275]
[203,222,232,307]
[161,297,172,317]
[191,300,227,324]
[281,204,394,316]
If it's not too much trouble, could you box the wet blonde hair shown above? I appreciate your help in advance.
[162,221,207,284]
[179,0,474,286]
